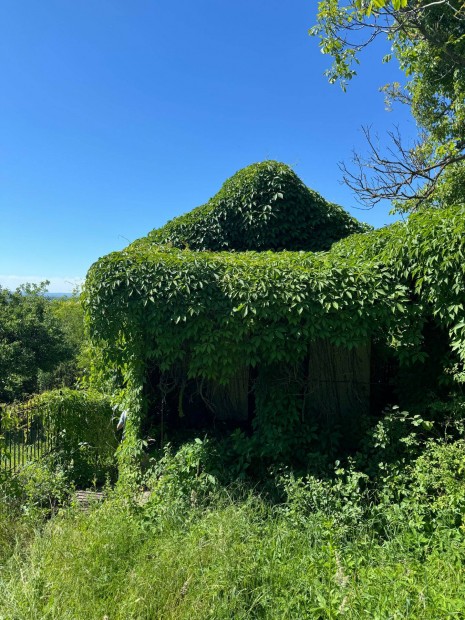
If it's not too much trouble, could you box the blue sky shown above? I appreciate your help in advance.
[0,1,416,292]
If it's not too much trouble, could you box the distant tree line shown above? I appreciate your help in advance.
[0,282,85,403]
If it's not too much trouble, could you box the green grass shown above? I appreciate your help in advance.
[2,427,465,620]
[1,489,465,619]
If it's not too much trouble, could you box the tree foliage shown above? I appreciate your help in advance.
[37,295,87,392]
[0,283,74,403]
[0,284,88,403]
[311,0,465,210]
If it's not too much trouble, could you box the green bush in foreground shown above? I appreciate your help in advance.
[2,424,465,619]
[28,388,118,488]
[0,389,118,524]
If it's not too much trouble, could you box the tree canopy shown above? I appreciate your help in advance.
[311,0,465,210]
[0,283,79,403]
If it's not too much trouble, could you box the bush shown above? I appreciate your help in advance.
[14,454,72,520]
[0,389,117,528]
[28,388,118,487]
[141,438,220,528]
[1,464,465,619]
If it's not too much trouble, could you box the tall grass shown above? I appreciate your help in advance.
[2,409,465,620]
[1,486,465,619]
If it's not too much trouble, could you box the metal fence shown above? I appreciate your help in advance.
[0,401,57,475]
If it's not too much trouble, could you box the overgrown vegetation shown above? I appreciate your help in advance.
[1,155,464,616]
[85,193,465,473]
[1,205,464,617]
[1,388,117,489]
[30,388,117,486]
[1,2,464,616]
[0,283,73,402]
[2,402,465,618]
[134,161,368,253]
[0,283,87,403]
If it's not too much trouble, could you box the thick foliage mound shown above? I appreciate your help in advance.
[133,161,368,253]
[1,389,117,489]
[85,202,465,471]
[86,204,465,378]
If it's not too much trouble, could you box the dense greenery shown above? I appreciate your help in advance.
[133,161,368,253]
[2,403,465,618]
[29,388,117,487]
[85,200,465,471]
[0,389,117,495]
[37,294,87,392]
[0,283,75,403]
[3,170,465,619]
[1,4,464,616]
[0,282,88,402]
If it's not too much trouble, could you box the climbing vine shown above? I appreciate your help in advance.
[84,161,465,471]
[131,161,369,253]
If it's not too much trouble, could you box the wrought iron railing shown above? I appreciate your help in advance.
[0,400,57,474]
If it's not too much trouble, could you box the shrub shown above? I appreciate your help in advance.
[29,388,118,487]
[2,466,465,619]
[141,438,220,528]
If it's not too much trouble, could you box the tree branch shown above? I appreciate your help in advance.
[340,126,465,208]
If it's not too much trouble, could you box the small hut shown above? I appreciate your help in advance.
[84,162,465,465]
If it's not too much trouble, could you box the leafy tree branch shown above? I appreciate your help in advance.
[311,0,465,210]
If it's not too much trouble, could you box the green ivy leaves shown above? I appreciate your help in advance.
[131,161,368,254]
[85,204,465,385]
[83,169,465,471]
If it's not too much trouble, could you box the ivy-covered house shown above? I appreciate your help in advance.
[84,161,465,469]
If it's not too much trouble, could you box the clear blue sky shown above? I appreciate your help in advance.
[0,0,415,292]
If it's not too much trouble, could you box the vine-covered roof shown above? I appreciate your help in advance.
[85,203,465,383]
[85,168,465,473]
[129,161,369,253]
